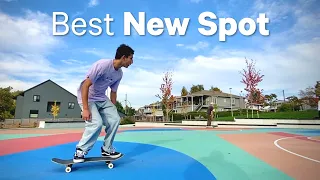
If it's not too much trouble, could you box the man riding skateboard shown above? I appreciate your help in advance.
[73,44,134,163]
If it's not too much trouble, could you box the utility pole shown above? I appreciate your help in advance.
[283,90,286,102]
[230,88,233,117]
[125,93,127,114]
[239,90,243,115]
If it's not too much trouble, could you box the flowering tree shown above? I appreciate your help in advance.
[156,71,173,121]
[240,58,264,117]
[51,101,60,120]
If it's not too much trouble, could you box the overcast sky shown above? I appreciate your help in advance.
[0,0,319,109]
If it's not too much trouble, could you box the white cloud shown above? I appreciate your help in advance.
[0,10,87,94]
[0,10,60,82]
[0,0,319,110]
[84,48,111,58]
[1,0,16,2]
[190,0,202,3]
[88,0,99,7]
[61,59,87,65]
[72,0,100,17]
[251,0,293,22]
[0,10,63,54]
[217,10,230,18]
[176,41,209,51]
[116,37,319,109]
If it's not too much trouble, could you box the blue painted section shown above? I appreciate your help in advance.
[0,141,215,180]
[291,129,320,136]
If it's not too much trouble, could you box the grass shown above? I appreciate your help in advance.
[183,110,319,121]
[235,110,318,120]
[216,110,319,120]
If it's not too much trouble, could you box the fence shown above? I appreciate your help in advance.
[0,118,83,129]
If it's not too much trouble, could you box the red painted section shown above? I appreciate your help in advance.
[0,131,123,156]
[268,132,297,137]
[269,132,320,144]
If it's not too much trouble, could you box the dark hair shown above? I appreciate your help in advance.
[115,44,134,59]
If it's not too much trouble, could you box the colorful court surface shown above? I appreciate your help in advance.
[0,127,320,180]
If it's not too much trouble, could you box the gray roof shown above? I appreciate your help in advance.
[178,90,242,98]
[14,79,76,98]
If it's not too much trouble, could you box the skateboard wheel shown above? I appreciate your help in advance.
[108,163,114,169]
[65,167,72,173]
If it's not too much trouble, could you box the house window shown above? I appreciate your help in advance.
[68,102,75,109]
[33,95,40,102]
[213,97,217,104]
[47,101,61,112]
[29,110,39,118]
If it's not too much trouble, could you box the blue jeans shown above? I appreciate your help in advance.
[76,99,120,154]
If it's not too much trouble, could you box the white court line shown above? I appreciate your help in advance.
[274,136,320,163]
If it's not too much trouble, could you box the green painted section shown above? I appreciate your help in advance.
[99,130,293,180]
[0,134,50,140]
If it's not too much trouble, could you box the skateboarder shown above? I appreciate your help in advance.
[73,44,134,163]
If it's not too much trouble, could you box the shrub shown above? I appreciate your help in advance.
[120,117,135,125]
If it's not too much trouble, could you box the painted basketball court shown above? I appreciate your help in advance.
[0,126,319,179]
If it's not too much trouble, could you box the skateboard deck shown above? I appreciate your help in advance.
[52,154,123,173]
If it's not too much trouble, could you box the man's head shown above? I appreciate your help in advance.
[115,44,134,68]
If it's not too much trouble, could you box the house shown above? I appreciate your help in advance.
[135,90,245,121]
[174,90,245,113]
[134,101,164,121]
[14,79,128,120]
[14,80,82,119]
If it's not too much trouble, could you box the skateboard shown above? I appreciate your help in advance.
[52,154,124,173]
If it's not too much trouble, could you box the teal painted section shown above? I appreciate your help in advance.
[98,130,293,180]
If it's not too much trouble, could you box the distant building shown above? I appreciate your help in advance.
[14,80,81,119]
[135,90,245,121]
[174,90,245,113]
[14,79,127,120]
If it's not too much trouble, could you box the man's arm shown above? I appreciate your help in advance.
[110,90,117,105]
[81,78,92,110]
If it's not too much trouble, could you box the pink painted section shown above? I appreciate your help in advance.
[0,131,124,156]
[269,132,320,144]
[268,132,297,137]
[0,133,83,156]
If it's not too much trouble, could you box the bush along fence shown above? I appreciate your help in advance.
[168,109,318,121]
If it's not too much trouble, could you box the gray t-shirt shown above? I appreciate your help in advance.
[77,59,123,104]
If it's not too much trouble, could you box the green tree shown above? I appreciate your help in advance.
[125,106,135,116]
[264,93,277,106]
[299,86,317,108]
[315,81,320,97]
[210,86,222,92]
[181,86,188,96]
[190,84,204,93]
[0,87,15,120]
[115,101,125,114]
[286,96,302,111]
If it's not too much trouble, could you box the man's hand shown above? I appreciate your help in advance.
[81,78,92,121]
[82,109,91,121]
[110,91,117,104]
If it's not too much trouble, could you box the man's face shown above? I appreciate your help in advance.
[123,54,133,68]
